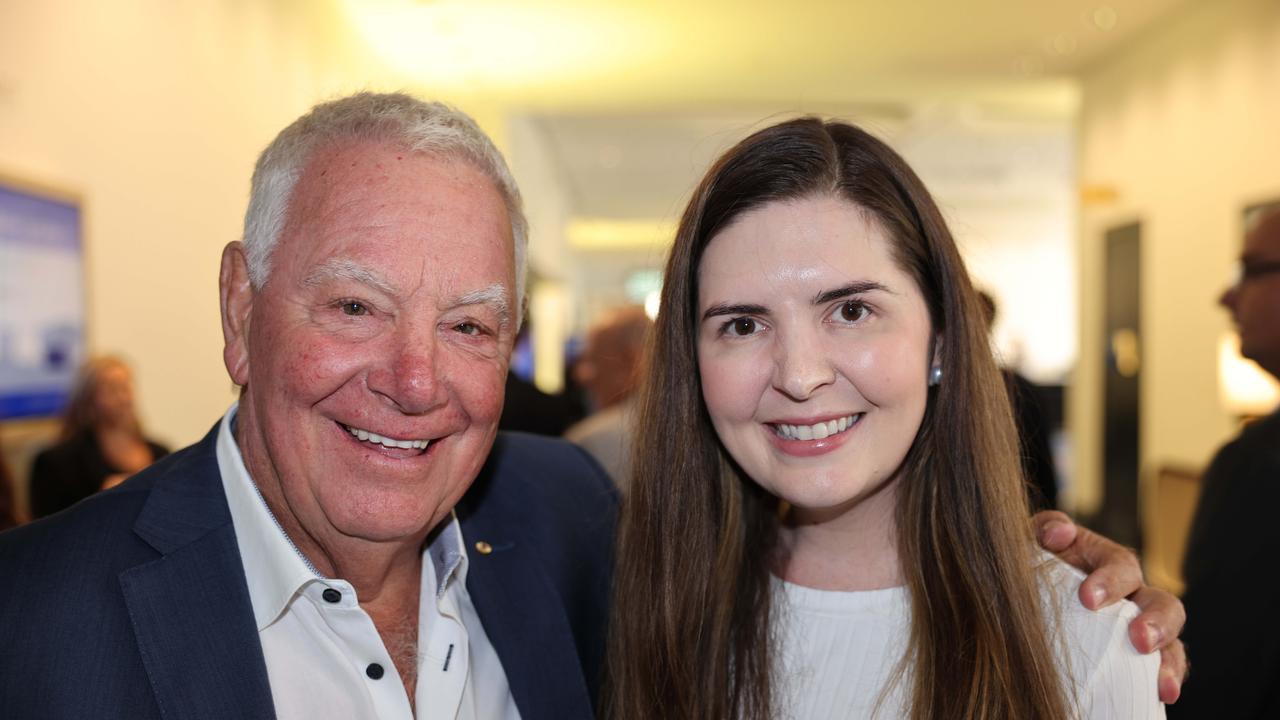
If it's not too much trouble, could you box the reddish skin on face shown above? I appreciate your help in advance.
[696,195,936,535]
[222,139,516,553]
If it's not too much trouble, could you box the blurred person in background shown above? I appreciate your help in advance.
[499,320,585,435]
[977,290,1060,511]
[1172,209,1280,719]
[28,355,169,519]
[565,305,651,488]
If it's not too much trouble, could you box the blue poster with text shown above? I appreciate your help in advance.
[0,183,83,419]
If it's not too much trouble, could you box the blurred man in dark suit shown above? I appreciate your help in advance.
[1174,209,1280,719]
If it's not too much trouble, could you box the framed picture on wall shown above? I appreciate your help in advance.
[0,175,84,420]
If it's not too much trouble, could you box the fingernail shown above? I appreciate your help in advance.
[1088,585,1107,607]
[1144,622,1163,650]
[1159,672,1181,703]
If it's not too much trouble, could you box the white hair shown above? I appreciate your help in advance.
[242,92,529,308]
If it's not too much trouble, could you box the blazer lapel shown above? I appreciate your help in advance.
[120,426,276,720]
[463,519,595,720]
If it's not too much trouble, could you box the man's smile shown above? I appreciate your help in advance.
[339,422,434,452]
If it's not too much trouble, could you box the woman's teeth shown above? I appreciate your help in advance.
[344,424,431,450]
[774,414,861,441]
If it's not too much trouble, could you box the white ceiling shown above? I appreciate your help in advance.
[354,0,1194,109]
[454,0,1194,219]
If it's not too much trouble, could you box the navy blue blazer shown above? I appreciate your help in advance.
[0,424,618,720]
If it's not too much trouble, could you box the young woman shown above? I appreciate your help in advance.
[606,118,1162,719]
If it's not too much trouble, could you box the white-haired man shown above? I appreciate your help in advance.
[0,93,1187,719]
[0,93,613,720]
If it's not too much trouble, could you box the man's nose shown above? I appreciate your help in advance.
[772,329,836,401]
[370,326,448,414]
[1219,284,1238,312]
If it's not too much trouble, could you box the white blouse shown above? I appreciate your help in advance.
[772,557,1165,719]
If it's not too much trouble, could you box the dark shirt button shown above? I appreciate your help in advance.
[322,588,341,604]
[366,663,385,680]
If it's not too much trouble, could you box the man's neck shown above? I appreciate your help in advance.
[260,478,427,708]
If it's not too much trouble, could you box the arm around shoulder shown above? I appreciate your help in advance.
[1076,601,1165,720]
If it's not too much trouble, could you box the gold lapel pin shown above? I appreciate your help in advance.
[474,541,493,555]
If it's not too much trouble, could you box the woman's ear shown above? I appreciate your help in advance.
[220,242,254,386]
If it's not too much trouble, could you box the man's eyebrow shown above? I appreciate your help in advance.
[452,283,512,326]
[302,258,398,295]
[812,281,891,306]
[702,303,769,322]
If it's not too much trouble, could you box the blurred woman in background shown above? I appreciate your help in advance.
[29,355,168,519]
[606,118,1162,719]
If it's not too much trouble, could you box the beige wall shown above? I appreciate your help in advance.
[0,1,507,452]
[1072,0,1280,512]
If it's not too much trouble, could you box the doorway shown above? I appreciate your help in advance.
[1101,222,1142,548]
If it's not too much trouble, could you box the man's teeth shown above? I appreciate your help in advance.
[346,425,430,450]
[774,414,860,441]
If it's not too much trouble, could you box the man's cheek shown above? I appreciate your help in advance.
[464,366,510,420]
[279,342,364,399]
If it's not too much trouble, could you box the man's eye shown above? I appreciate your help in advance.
[339,301,368,316]
[455,322,483,336]
[724,317,759,337]
[835,300,869,323]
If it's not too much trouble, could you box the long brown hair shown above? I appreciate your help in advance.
[606,118,1068,719]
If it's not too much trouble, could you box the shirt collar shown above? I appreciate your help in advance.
[216,404,470,629]
[427,511,469,601]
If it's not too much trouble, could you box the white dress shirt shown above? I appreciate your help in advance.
[215,405,522,720]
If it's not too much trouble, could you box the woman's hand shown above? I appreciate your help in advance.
[1034,510,1188,704]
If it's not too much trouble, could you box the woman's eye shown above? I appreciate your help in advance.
[835,300,868,323]
[339,301,368,316]
[725,317,759,336]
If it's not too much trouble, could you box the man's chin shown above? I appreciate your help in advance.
[320,483,462,541]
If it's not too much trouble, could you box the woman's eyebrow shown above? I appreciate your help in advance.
[812,281,890,306]
[702,302,768,321]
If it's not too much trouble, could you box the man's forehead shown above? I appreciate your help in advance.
[1246,211,1280,256]
[279,140,514,284]
[293,139,497,211]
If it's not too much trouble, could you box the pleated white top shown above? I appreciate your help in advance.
[772,557,1165,719]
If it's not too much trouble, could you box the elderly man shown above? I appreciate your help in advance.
[0,94,613,719]
[0,93,1184,719]
[1173,209,1280,718]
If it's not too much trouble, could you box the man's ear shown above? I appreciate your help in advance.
[220,242,254,386]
